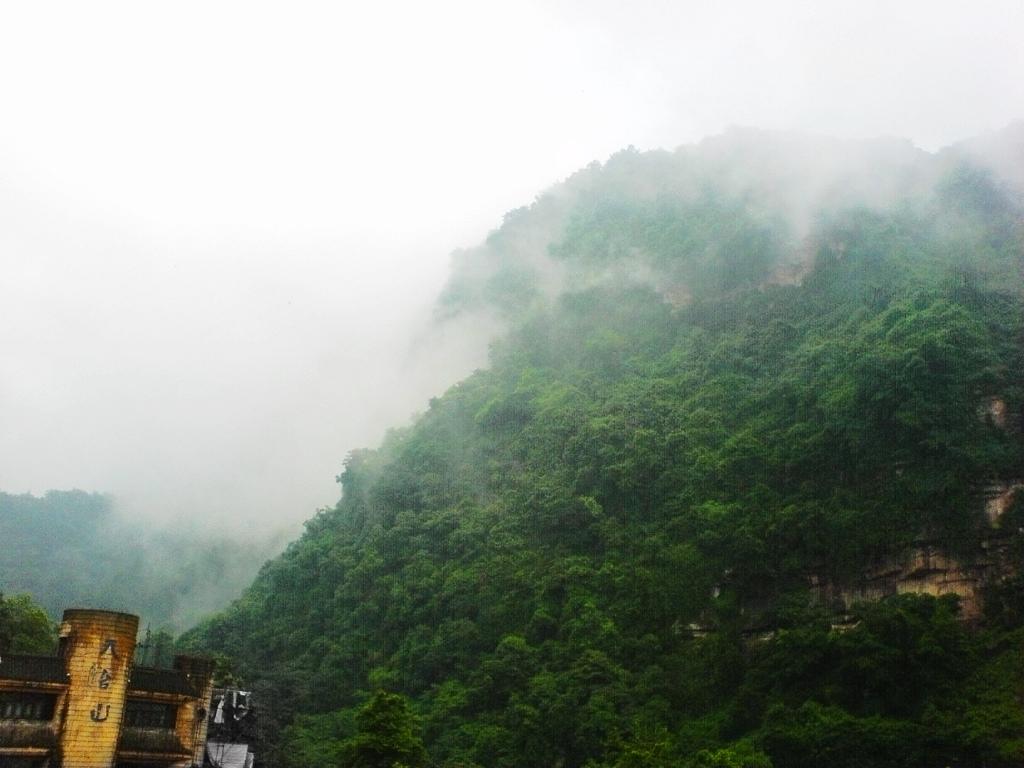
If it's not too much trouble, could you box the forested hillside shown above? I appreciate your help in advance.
[182,128,1024,767]
[0,490,282,630]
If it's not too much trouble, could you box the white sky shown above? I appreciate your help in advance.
[1,0,1022,535]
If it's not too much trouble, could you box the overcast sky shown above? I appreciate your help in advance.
[1,1,1022,536]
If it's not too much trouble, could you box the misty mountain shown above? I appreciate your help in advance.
[0,489,283,631]
[181,126,1024,767]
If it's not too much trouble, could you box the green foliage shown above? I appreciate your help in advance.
[761,702,923,768]
[342,691,428,768]
[186,134,1024,767]
[948,628,1024,764]
[284,691,427,768]
[587,720,678,768]
[0,490,281,630]
[282,708,356,768]
[690,740,772,768]
[0,592,55,654]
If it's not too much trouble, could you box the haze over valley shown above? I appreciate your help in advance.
[2,4,1024,767]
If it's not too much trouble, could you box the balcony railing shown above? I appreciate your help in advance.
[128,666,195,696]
[118,725,187,755]
[0,721,58,749]
[0,655,66,684]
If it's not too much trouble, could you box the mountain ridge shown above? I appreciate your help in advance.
[182,125,1024,768]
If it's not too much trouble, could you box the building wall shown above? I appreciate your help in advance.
[58,610,138,768]
[0,609,215,768]
[172,656,215,767]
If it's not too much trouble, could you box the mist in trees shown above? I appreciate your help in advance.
[180,126,1024,767]
[0,490,284,631]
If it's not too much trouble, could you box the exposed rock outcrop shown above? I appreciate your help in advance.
[984,480,1024,525]
[810,537,1016,623]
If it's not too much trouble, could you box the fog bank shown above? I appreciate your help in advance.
[1,0,1022,539]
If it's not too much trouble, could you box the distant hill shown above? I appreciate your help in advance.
[183,126,1024,768]
[0,489,282,631]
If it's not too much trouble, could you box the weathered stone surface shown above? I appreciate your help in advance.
[984,481,1023,525]
[810,538,1016,622]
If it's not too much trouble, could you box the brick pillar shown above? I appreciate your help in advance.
[58,609,139,768]
[173,655,216,767]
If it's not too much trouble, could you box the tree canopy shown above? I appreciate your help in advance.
[0,592,55,655]
[182,130,1024,767]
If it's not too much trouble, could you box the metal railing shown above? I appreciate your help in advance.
[128,665,195,696]
[0,654,67,684]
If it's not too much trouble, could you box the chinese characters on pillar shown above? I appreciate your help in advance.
[89,638,118,725]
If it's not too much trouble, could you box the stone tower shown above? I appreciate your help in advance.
[58,609,139,768]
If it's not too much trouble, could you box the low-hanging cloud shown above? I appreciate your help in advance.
[1,0,1023,552]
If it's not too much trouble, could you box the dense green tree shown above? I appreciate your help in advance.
[282,691,429,768]
[182,129,1024,767]
[339,691,427,768]
[0,592,55,654]
[690,741,772,768]
[0,490,280,631]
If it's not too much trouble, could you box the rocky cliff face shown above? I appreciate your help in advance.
[984,480,1023,526]
[811,394,1022,623]
[809,538,1015,622]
